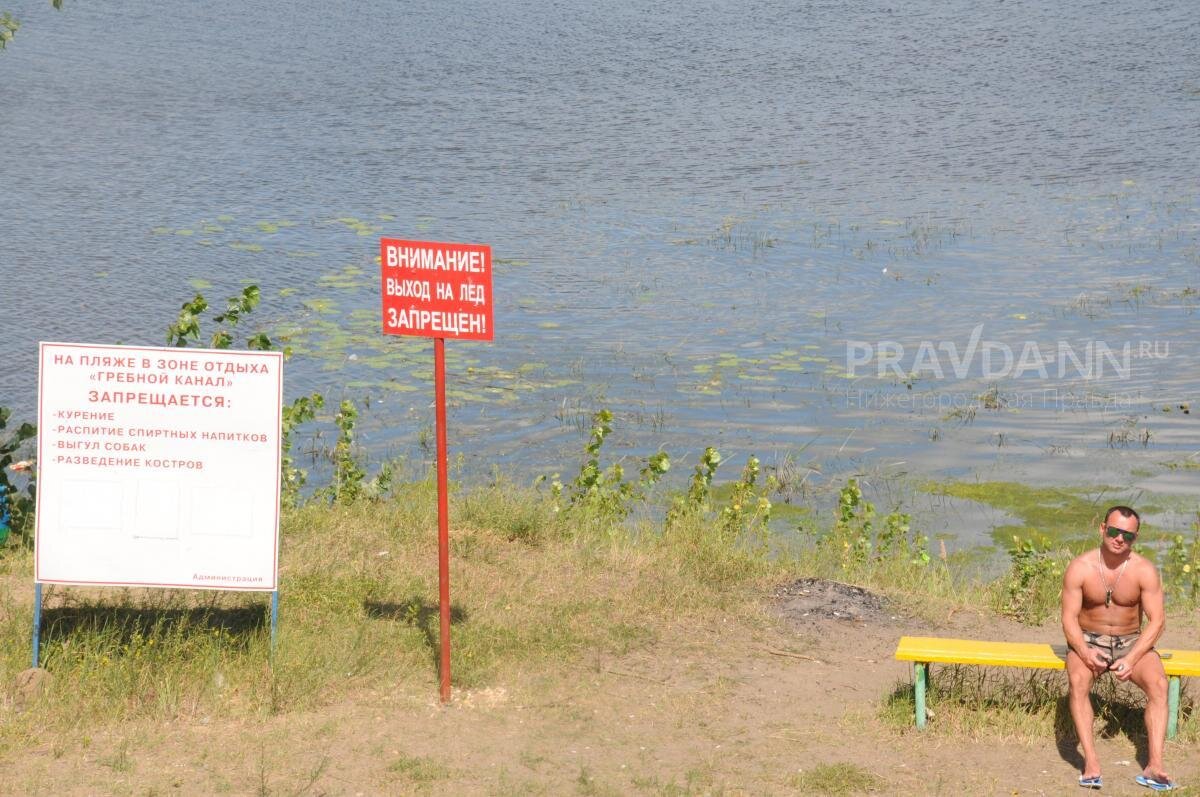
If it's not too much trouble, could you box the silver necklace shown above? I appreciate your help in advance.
[1097,549,1129,608]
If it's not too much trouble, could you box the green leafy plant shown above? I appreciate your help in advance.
[166,294,207,346]
[717,455,774,554]
[876,508,931,566]
[0,406,37,547]
[167,286,272,351]
[553,409,670,521]
[665,446,721,526]
[1161,514,1200,608]
[365,458,399,500]
[995,534,1067,624]
[814,480,930,575]
[280,393,324,508]
[324,400,366,504]
[212,286,272,350]
[667,451,775,550]
[659,450,779,586]
[307,398,396,505]
[0,12,19,49]
[0,1,64,52]
[828,479,874,571]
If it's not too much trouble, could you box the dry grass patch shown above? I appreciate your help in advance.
[0,484,778,760]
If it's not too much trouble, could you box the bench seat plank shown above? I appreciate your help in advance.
[1161,649,1200,678]
[895,636,1064,670]
[895,635,1200,676]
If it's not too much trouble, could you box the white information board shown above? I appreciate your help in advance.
[35,343,283,590]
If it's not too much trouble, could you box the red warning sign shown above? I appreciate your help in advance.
[379,238,493,341]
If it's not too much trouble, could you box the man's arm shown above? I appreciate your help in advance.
[1062,558,1109,673]
[1113,559,1164,681]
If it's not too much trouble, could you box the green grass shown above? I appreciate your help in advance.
[880,669,1064,740]
[387,752,452,782]
[789,763,883,795]
[2,471,1195,771]
[0,480,782,756]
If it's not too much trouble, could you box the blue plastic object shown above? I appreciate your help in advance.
[0,491,11,546]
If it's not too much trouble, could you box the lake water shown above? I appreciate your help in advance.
[2,0,1198,544]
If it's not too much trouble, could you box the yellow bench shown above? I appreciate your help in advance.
[895,636,1200,739]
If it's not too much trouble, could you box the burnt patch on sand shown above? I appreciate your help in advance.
[773,577,894,625]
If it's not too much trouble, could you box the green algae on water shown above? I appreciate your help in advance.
[919,481,1128,547]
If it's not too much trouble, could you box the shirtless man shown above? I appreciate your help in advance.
[1061,506,1172,791]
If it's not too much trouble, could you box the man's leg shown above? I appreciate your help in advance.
[1129,652,1170,783]
[1066,650,1100,778]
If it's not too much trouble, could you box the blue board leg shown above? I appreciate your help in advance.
[269,590,279,660]
[32,582,42,669]
[915,662,927,730]
[1167,676,1179,740]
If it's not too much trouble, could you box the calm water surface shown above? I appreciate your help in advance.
[2,0,1198,543]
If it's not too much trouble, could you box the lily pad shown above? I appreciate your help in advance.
[301,298,338,314]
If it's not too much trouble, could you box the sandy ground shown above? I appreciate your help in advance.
[4,580,1197,796]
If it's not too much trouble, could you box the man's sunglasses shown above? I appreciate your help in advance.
[1105,525,1138,543]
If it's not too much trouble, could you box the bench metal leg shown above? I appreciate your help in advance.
[915,662,927,730]
[1167,676,1179,740]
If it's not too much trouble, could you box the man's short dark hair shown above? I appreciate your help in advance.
[1104,505,1140,526]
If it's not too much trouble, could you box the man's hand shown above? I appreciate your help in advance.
[1110,655,1138,682]
[1082,647,1111,674]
